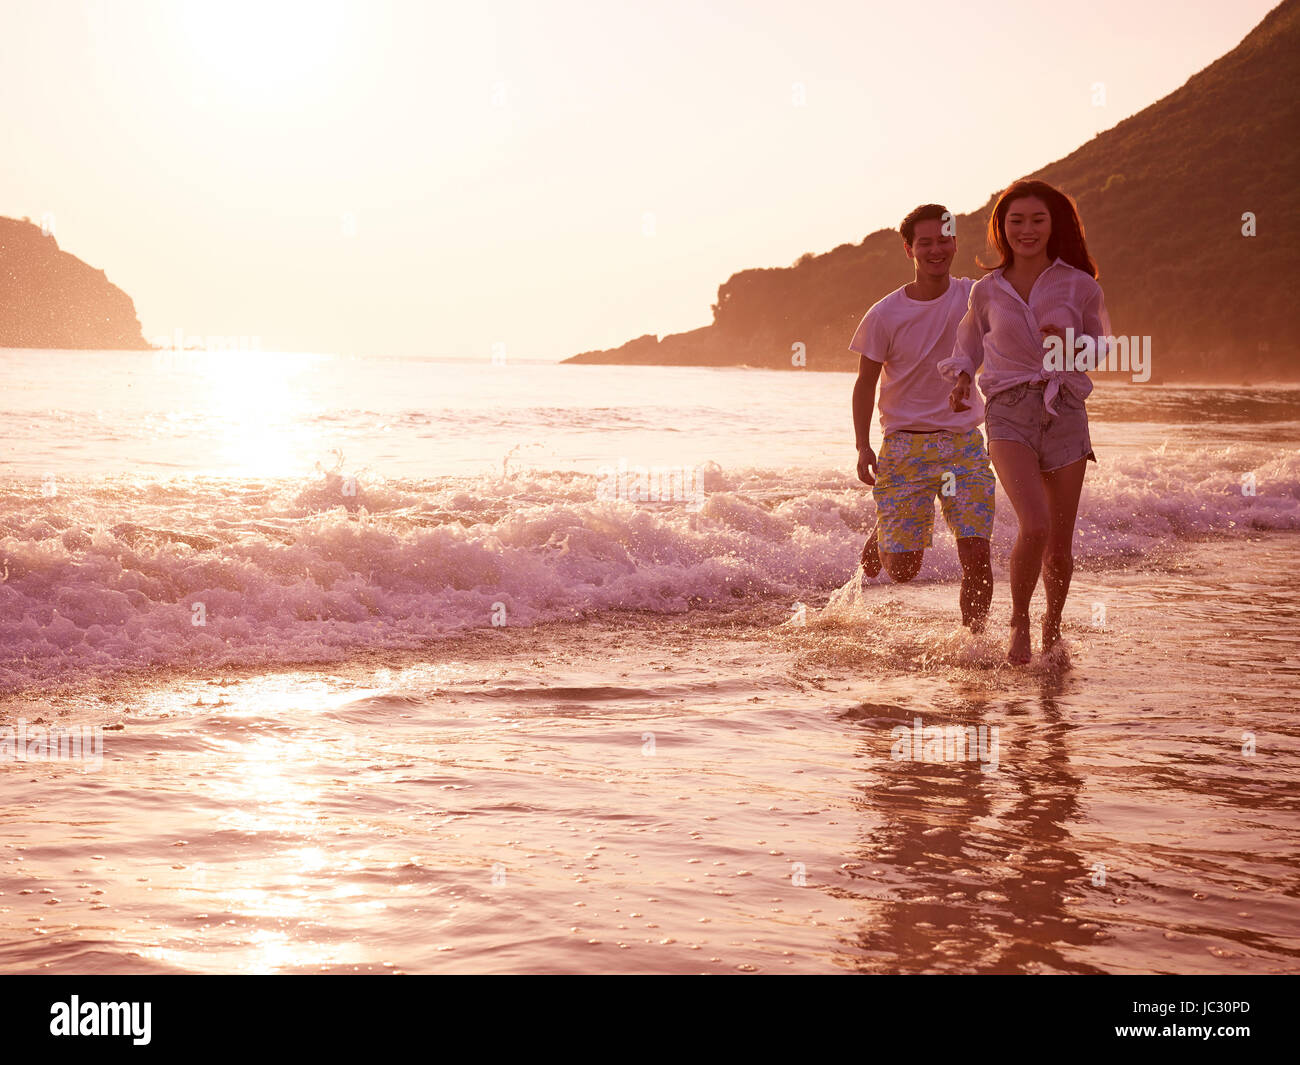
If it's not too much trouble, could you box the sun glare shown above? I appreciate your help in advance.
[191,349,328,475]
[180,0,348,97]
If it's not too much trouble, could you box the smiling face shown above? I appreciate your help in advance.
[905,219,956,280]
[1003,196,1052,262]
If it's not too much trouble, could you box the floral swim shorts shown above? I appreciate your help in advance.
[873,427,996,554]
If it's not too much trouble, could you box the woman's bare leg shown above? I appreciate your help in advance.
[1040,457,1088,650]
[989,440,1050,663]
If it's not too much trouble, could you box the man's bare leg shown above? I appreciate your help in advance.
[881,549,923,582]
[860,525,882,577]
[956,536,993,632]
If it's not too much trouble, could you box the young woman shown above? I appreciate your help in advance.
[939,179,1110,664]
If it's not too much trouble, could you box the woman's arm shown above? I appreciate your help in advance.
[939,293,985,411]
[1079,281,1112,370]
[938,293,985,383]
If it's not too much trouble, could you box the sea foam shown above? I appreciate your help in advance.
[1,445,1296,691]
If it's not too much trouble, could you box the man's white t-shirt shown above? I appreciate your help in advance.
[849,276,984,437]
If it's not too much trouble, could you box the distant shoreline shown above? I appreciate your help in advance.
[4,346,1291,386]
[559,355,1300,387]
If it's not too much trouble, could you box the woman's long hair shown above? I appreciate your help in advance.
[981,179,1098,278]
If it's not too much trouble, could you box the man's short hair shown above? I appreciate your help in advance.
[899,204,951,245]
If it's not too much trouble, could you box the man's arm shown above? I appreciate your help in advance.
[852,355,883,484]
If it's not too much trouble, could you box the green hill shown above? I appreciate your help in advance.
[567,0,1300,381]
[0,216,148,350]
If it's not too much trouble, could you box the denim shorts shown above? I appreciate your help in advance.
[985,382,1095,472]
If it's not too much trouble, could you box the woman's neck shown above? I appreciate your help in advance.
[1006,252,1051,280]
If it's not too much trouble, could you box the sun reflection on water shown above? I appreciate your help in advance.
[188,350,332,477]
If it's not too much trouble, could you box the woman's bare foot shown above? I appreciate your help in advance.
[1040,617,1071,670]
[1041,616,1063,652]
[1041,639,1072,673]
[1007,618,1032,664]
[860,527,882,578]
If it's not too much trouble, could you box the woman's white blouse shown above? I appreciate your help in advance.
[938,258,1111,416]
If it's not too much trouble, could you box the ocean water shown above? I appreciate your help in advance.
[1,349,1297,974]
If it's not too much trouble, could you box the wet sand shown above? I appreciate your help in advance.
[2,535,1296,974]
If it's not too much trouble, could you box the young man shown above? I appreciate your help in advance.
[850,204,994,630]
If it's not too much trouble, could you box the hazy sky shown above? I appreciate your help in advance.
[0,0,1281,359]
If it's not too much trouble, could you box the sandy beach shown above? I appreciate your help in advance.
[3,357,1296,975]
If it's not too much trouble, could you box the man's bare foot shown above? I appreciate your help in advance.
[964,613,988,635]
[1007,618,1032,664]
[860,527,882,578]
